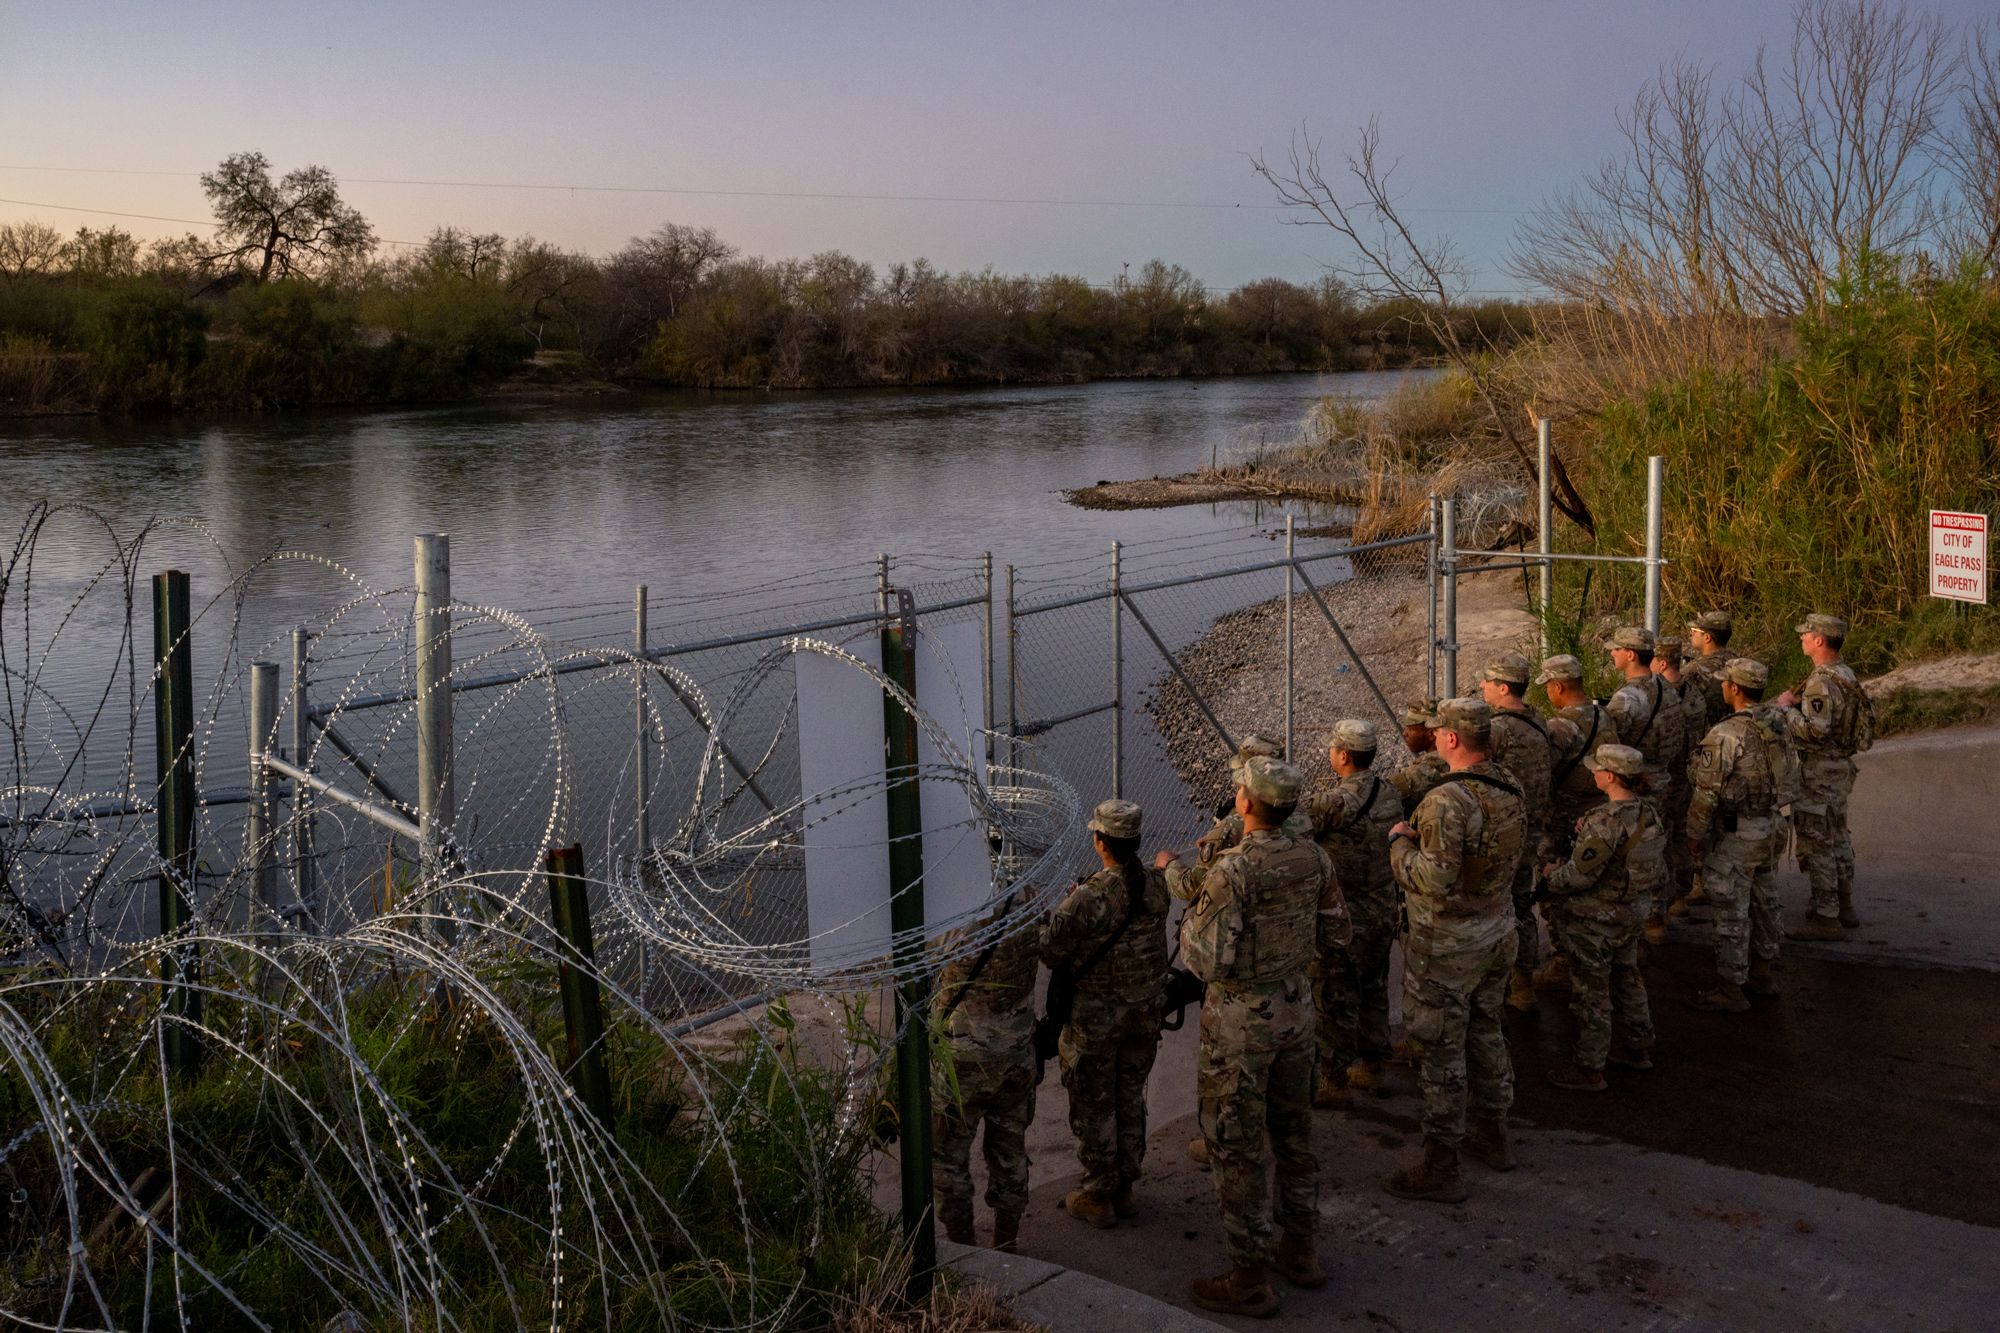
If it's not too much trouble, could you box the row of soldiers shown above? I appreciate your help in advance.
[927,608,1873,1319]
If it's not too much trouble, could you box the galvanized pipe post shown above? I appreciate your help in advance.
[1110,541,1124,799]
[545,843,615,1131]
[1644,456,1665,636]
[152,570,202,1077]
[1441,499,1460,698]
[246,661,280,920]
[1005,563,1018,774]
[634,585,650,856]
[1284,513,1296,760]
[290,627,316,924]
[1537,418,1554,658]
[981,552,995,770]
[414,534,459,934]
[1426,494,1441,700]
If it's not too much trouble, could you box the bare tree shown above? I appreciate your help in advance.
[199,150,375,282]
[599,222,736,363]
[0,221,66,280]
[61,226,141,279]
[1942,21,2000,270]
[416,227,509,281]
[1254,121,1596,533]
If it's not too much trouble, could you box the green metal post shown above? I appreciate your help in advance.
[545,843,615,1132]
[153,571,201,1077]
[882,587,936,1299]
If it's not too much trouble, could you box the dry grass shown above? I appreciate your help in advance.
[828,1246,1046,1333]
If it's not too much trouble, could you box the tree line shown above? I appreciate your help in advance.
[0,152,1528,413]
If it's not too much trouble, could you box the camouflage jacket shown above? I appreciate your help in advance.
[1683,650,1732,729]
[1781,661,1864,762]
[1609,673,1685,792]
[1545,797,1666,927]
[1041,864,1170,1011]
[1686,710,1779,845]
[1168,808,1312,901]
[1385,751,1450,808]
[1180,828,1346,985]
[1489,706,1556,834]
[1389,760,1525,944]
[936,908,1043,1065]
[1658,674,1704,775]
[1546,700,1616,829]
[1299,769,1404,930]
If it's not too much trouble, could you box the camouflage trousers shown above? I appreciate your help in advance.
[1549,910,1653,1069]
[1197,977,1317,1267]
[1698,822,1780,985]
[1793,757,1856,920]
[1058,1000,1162,1199]
[1661,781,1695,902]
[1314,917,1395,1076]
[933,1051,1037,1222]
[1510,824,1544,972]
[1402,922,1518,1144]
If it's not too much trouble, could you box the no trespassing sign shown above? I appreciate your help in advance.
[1929,510,1988,605]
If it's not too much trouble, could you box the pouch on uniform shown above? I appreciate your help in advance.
[1843,683,1877,754]
[1179,876,1243,982]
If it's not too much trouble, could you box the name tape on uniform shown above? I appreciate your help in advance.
[1929,510,1988,605]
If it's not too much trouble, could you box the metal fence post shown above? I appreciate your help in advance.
[881,588,936,1300]
[1005,563,1018,774]
[152,570,201,1077]
[635,584,650,855]
[1538,418,1554,658]
[246,661,279,920]
[1427,494,1441,700]
[414,534,457,899]
[290,627,315,925]
[1644,455,1665,636]
[981,552,995,769]
[545,843,615,1131]
[1284,513,1295,760]
[1110,540,1124,799]
[1441,499,1460,698]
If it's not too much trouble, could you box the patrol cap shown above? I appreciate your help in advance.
[1583,743,1646,777]
[1689,610,1732,635]
[1328,719,1377,752]
[1087,798,1143,839]
[1228,733,1285,774]
[1607,625,1655,651]
[1794,612,1848,638]
[1398,699,1441,728]
[1721,657,1769,690]
[1480,652,1533,686]
[1534,654,1584,685]
[1654,635,1686,664]
[1433,696,1492,738]
[1239,755,1304,806]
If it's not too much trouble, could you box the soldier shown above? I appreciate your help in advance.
[1041,799,1170,1228]
[1540,654,1618,844]
[1685,659,1786,1011]
[1605,628,1685,800]
[1179,757,1347,1317]
[1682,610,1735,730]
[1387,701,1450,807]
[1164,734,1309,902]
[1299,718,1405,1106]
[1383,698,1526,1204]
[1647,635,1707,938]
[1776,613,1873,939]
[932,889,1045,1252]
[1478,653,1556,1011]
[1541,745,1664,1090]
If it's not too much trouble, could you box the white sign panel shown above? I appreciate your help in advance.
[796,620,993,974]
[1929,510,1988,604]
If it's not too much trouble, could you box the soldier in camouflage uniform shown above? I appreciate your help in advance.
[1776,613,1871,939]
[1537,654,1618,972]
[1541,745,1663,1091]
[1647,635,1707,935]
[933,891,1045,1252]
[1163,734,1311,903]
[1384,698,1526,1204]
[1387,700,1450,807]
[1180,758,1347,1317]
[1299,718,1405,1105]
[1685,659,1786,1012]
[1041,799,1170,1228]
[1479,654,1557,1010]
[1681,611,1735,732]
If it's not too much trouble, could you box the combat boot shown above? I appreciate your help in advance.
[1686,882,1709,905]
[1607,1043,1654,1070]
[1746,957,1781,996]
[1382,1136,1468,1204]
[1686,980,1751,1013]
[939,1200,975,1246]
[1506,967,1537,1012]
[1187,1135,1211,1169]
[1271,1231,1327,1289]
[1189,1265,1279,1319]
[1666,897,1691,919]
[1838,891,1860,929]
[1643,912,1668,945]
[1546,1062,1608,1092]
[1112,1183,1138,1219]
[1061,1189,1116,1229]
[1796,913,1846,942]
[1313,1068,1352,1109]
[1532,955,1571,992]
[1461,1116,1517,1171]
[1346,1058,1389,1096]
[991,1211,1021,1254]
[1387,1039,1412,1064]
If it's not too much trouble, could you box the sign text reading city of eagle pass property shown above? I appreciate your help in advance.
[1930,510,1989,604]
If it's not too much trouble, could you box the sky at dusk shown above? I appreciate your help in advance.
[3,1,1994,294]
